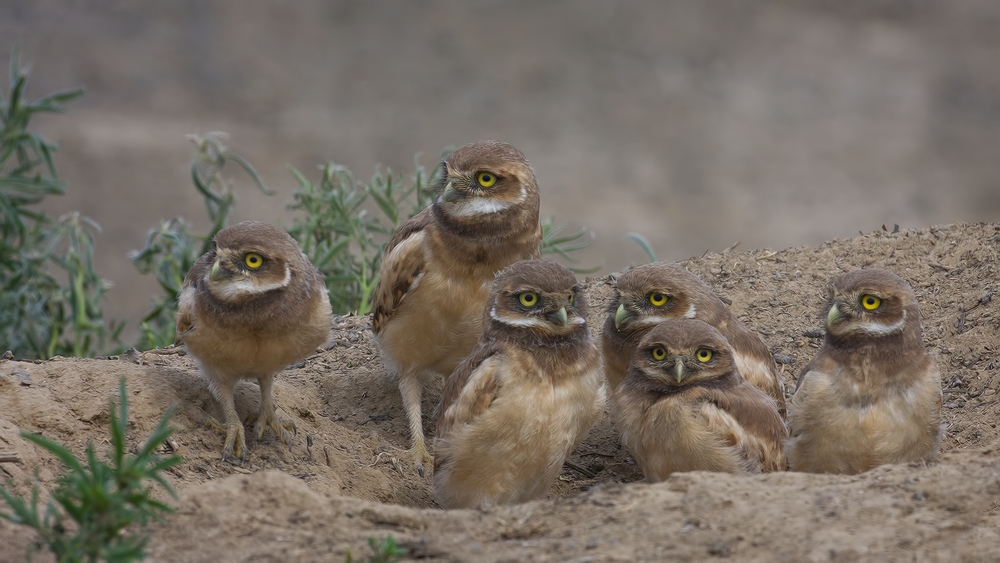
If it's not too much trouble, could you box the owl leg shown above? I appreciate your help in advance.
[204,376,246,464]
[399,372,433,478]
[245,372,296,449]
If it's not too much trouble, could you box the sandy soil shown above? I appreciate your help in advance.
[2,221,999,562]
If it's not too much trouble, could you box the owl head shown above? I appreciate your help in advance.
[202,221,306,303]
[431,140,540,238]
[608,262,722,334]
[629,318,736,387]
[486,259,587,340]
[823,268,922,343]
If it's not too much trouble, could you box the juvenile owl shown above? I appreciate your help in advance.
[602,262,786,413]
[614,318,787,482]
[786,268,943,474]
[433,259,605,508]
[176,221,332,463]
[372,140,542,476]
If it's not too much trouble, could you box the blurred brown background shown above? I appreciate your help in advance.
[3,1,999,339]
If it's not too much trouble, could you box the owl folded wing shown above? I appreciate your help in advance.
[371,208,433,334]
[434,342,503,442]
[698,386,787,472]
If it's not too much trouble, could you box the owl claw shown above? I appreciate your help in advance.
[246,407,296,449]
[406,442,434,479]
[206,417,246,465]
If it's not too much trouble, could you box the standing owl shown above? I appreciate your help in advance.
[786,268,943,474]
[602,262,786,413]
[433,260,605,508]
[614,318,787,482]
[176,221,332,463]
[371,140,542,476]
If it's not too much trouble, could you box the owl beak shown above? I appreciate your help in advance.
[614,304,633,330]
[673,358,686,383]
[210,259,231,282]
[551,307,569,326]
[441,181,462,203]
[827,302,845,327]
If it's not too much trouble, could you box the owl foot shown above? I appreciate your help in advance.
[245,406,296,450]
[406,441,434,479]
[205,417,247,465]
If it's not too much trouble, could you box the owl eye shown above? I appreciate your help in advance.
[477,172,497,187]
[518,291,539,307]
[696,349,713,363]
[567,293,574,304]
[243,252,264,269]
[651,346,667,361]
[861,295,881,310]
[649,292,668,307]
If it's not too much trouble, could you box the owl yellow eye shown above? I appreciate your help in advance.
[243,253,264,269]
[477,171,497,187]
[649,292,668,307]
[861,295,881,310]
[696,349,713,363]
[518,292,538,307]
[567,293,574,304]
[651,346,666,361]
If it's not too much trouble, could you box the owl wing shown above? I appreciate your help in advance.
[371,208,434,334]
[434,341,503,443]
[697,384,787,472]
[174,253,212,343]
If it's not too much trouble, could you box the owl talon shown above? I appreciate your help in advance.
[406,443,434,479]
[246,407,296,449]
[206,417,246,465]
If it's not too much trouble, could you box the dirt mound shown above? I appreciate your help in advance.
[2,222,999,561]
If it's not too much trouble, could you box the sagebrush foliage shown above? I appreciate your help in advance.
[0,378,182,563]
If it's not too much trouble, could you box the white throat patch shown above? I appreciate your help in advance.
[834,311,907,337]
[490,306,585,328]
[445,186,527,218]
[209,265,292,300]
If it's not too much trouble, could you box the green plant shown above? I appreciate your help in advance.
[132,137,596,349]
[625,232,657,263]
[285,158,436,315]
[129,133,273,349]
[0,378,182,562]
[0,49,123,359]
[345,535,408,563]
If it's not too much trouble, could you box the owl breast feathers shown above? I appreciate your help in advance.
[613,318,787,482]
[602,262,786,414]
[371,140,543,476]
[786,268,943,474]
[432,259,605,508]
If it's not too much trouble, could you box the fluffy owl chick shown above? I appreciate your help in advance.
[433,260,605,508]
[372,140,542,476]
[614,318,787,482]
[787,268,943,474]
[603,262,785,414]
[177,221,332,463]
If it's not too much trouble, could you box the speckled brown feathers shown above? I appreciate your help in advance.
[433,260,605,508]
[613,318,786,482]
[177,221,332,463]
[371,140,542,476]
[787,268,943,474]
[602,262,786,414]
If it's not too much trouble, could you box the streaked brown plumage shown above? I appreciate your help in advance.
[371,140,542,476]
[176,221,332,463]
[601,262,786,414]
[433,260,605,508]
[614,318,787,482]
[787,268,943,474]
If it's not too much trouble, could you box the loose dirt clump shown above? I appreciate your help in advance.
[2,222,999,562]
